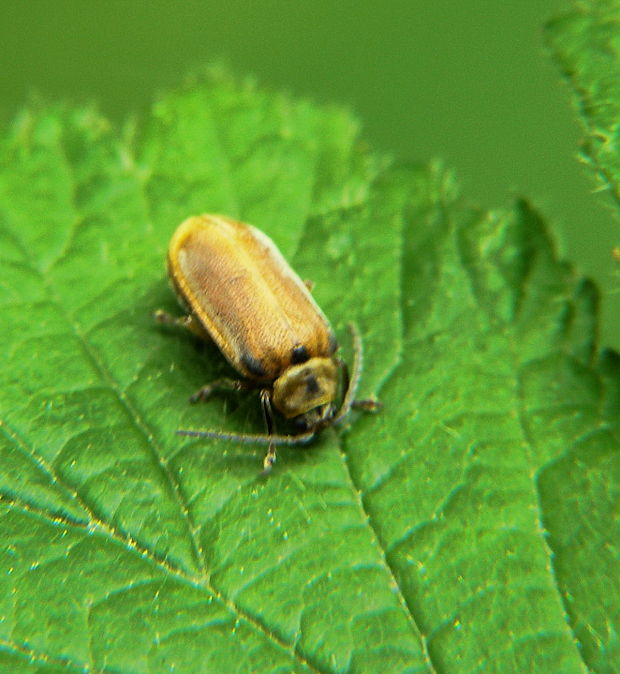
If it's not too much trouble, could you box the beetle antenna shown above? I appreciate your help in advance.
[176,428,317,445]
[332,322,364,427]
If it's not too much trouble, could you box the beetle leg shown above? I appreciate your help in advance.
[189,378,253,403]
[153,309,210,340]
[303,278,315,292]
[259,389,277,474]
[351,398,382,411]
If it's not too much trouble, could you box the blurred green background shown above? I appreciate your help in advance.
[3,0,619,348]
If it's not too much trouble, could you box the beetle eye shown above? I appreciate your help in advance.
[291,344,309,364]
[304,373,320,395]
[294,416,308,430]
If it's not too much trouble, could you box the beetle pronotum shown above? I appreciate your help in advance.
[156,214,379,472]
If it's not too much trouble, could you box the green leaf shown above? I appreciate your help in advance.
[546,0,620,210]
[0,68,617,672]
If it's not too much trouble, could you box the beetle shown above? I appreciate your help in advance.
[155,214,379,472]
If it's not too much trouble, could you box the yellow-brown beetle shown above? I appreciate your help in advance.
[156,214,378,472]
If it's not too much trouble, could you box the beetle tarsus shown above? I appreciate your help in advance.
[153,309,210,339]
[261,445,277,475]
[189,386,212,403]
[189,377,248,403]
[351,398,382,412]
[153,309,191,328]
[153,308,172,323]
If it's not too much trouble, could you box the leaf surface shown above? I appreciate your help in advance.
[0,68,617,672]
[547,0,620,209]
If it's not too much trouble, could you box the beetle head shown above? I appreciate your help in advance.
[272,357,338,426]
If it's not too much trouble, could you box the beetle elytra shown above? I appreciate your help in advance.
[156,214,379,472]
